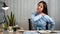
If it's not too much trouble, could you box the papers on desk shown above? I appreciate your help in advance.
[38,30,60,33]
[23,31,39,34]
[37,30,47,33]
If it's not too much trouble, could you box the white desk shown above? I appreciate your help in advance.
[0,30,60,34]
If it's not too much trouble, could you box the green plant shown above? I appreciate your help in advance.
[7,11,15,26]
[2,23,7,30]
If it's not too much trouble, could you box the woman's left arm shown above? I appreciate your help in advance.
[48,17,55,30]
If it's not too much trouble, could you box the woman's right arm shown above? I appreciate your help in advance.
[31,13,42,22]
[31,13,42,30]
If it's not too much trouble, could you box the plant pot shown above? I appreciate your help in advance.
[13,27,16,31]
[13,27,20,31]
[8,26,13,31]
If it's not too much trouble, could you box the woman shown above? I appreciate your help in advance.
[31,1,55,30]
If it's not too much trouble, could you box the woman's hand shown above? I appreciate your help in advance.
[40,13,46,16]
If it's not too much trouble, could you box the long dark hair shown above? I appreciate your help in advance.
[37,1,48,15]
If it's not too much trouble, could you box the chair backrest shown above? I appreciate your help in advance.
[46,22,49,30]
[28,19,32,30]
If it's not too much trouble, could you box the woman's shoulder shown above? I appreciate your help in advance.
[32,12,37,14]
[44,15,55,22]
[44,15,51,19]
[32,12,38,16]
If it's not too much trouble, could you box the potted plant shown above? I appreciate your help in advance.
[7,11,15,26]
[7,11,16,31]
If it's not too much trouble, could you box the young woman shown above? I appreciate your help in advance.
[31,1,55,30]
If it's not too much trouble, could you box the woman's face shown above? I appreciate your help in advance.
[37,3,43,13]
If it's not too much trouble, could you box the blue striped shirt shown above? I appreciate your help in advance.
[31,12,55,30]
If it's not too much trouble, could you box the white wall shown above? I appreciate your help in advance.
[1,0,60,30]
[48,0,60,30]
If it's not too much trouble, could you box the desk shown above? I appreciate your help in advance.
[0,30,60,34]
